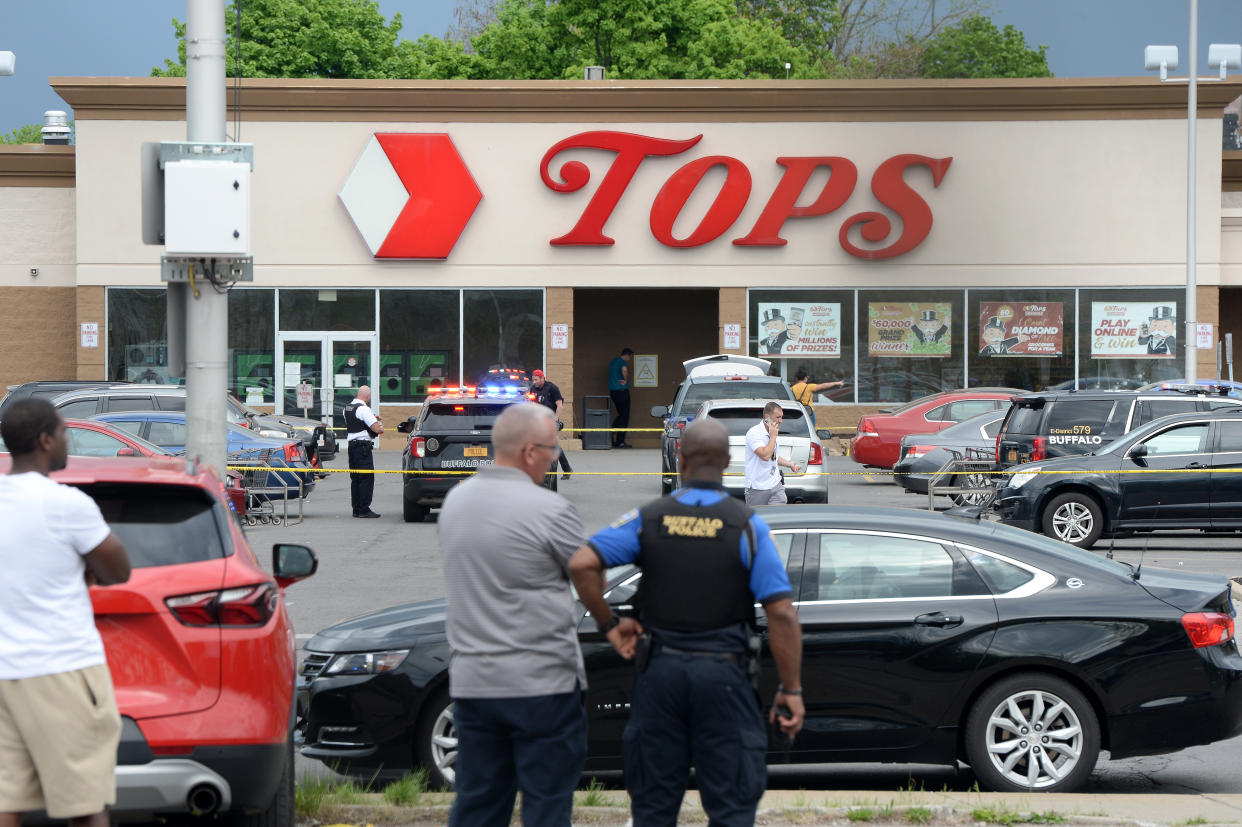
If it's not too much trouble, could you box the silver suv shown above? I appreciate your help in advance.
[693,399,827,503]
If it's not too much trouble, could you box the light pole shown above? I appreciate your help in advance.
[1144,1,1241,383]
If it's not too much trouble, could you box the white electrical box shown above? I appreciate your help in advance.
[163,160,251,255]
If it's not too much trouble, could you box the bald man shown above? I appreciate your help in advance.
[439,403,589,827]
[570,418,804,827]
[344,385,383,518]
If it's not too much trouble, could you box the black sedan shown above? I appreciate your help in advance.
[296,505,1242,793]
[995,409,1242,548]
[893,409,1006,500]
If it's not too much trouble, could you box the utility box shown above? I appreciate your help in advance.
[582,396,613,450]
[164,159,251,255]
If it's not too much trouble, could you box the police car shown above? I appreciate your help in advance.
[395,385,558,522]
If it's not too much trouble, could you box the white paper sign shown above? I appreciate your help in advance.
[296,382,315,409]
[633,354,658,388]
[1196,323,1214,350]
[284,362,303,387]
[80,323,99,348]
[551,323,569,350]
[335,374,354,388]
[723,323,741,350]
[245,386,265,406]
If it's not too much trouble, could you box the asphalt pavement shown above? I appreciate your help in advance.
[249,447,1242,806]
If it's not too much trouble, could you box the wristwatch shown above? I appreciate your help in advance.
[596,614,621,634]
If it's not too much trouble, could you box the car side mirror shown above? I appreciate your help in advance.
[115,447,136,457]
[273,543,318,587]
[1128,443,1148,459]
[396,420,413,434]
[650,405,668,419]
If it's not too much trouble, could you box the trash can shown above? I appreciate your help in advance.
[581,395,613,450]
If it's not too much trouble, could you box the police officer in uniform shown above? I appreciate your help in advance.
[344,385,383,518]
[569,418,804,827]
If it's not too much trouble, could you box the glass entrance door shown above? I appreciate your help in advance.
[329,340,373,434]
[275,334,377,427]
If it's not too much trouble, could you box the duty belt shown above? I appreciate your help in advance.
[656,644,741,665]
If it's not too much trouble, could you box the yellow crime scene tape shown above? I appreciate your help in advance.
[224,465,1240,477]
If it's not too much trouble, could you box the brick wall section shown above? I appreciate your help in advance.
[0,287,77,389]
[76,286,107,380]
[718,288,746,354]
[1196,285,1222,378]
[545,287,579,449]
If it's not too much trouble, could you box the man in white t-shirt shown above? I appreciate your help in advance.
[0,398,131,827]
[743,401,803,506]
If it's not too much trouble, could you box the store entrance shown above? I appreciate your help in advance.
[274,333,378,432]
[573,288,719,448]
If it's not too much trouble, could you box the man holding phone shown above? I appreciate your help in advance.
[744,402,802,505]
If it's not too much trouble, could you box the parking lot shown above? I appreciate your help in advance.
[252,446,1242,794]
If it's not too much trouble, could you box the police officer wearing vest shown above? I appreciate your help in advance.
[569,418,804,827]
[344,385,384,518]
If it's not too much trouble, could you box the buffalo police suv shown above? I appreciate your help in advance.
[396,385,558,522]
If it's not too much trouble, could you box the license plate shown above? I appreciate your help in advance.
[464,446,488,457]
[317,437,325,447]
[1007,449,1017,463]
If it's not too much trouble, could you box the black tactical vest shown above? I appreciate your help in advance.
[343,401,367,435]
[633,492,756,633]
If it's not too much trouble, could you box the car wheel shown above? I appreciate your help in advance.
[965,673,1100,793]
[219,733,293,827]
[403,497,428,523]
[414,688,457,790]
[951,472,994,507]
[1040,492,1103,548]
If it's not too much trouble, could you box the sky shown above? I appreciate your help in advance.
[0,0,1239,136]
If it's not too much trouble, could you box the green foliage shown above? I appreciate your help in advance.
[382,769,429,806]
[906,806,933,824]
[847,807,875,822]
[293,775,330,820]
[920,14,1052,78]
[0,123,45,144]
[574,778,619,807]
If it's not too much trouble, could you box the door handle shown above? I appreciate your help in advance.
[914,612,963,628]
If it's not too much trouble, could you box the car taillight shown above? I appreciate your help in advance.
[809,441,823,466]
[1182,612,1234,648]
[411,436,426,458]
[996,431,1002,459]
[674,439,680,453]
[905,445,935,459]
[283,442,300,462]
[166,584,277,628]
[857,418,878,437]
[1031,437,1046,462]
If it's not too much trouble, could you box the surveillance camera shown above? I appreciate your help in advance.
[29,267,38,277]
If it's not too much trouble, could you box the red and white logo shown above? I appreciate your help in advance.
[339,133,482,259]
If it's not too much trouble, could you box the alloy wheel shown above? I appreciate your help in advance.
[983,688,1084,789]
[1051,501,1094,544]
[429,703,458,785]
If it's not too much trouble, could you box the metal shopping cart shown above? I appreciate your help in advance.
[926,446,999,511]
[232,453,304,527]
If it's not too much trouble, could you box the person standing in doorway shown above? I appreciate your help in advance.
[531,369,573,480]
[0,399,132,827]
[609,347,634,448]
[744,401,803,505]
[439,403,589,827]
[344,385,383,518]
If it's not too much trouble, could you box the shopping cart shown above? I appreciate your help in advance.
[926,446,999,510]
[232,455,304,527]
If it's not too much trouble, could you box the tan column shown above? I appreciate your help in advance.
[75,285,107,381]
[719,288,746,354]
[546,287,580,449]
[1196,285,1223,379]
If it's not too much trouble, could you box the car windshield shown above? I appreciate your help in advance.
[76,483,229,567]
[704,407,807,436]
[681,381,789,412]
[421,402,512,431]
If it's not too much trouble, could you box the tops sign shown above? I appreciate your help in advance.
[340,130,952,260]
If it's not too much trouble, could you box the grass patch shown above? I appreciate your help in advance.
[906,806,933,824]
[972,805,1021,825]
[846,807,875,822]
[329,778,368,806]
[294,775,331,821]
[382,769,429,807]
[1027,813,1067,824]
[575,778,618,808]
[1180,820,1209,826]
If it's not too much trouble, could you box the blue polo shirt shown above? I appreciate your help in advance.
[608,356,628,391]
[587,482,794,651]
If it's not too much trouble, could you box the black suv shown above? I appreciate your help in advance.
[649,355,794,495]
[995,387,1242,469]
[396,389,558,522]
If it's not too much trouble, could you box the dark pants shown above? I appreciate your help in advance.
[448,690,587,827]
[347,440,374,514]
[624,652,767,827]
[557,446,573,473]
[610,389,631,446]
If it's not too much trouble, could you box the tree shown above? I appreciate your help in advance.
[919,14,1052,78]
[0,123,44,144]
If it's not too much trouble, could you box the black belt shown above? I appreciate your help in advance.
[656,645,741,665]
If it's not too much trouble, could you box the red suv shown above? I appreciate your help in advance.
[850,389,1021,469]
[0,455,317,824]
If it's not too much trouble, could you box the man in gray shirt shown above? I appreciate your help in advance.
[439,402,588,827]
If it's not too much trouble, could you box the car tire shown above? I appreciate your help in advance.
[219,734,294,827]
[403,497,428,523]
[1040,492,1103,548]
[414,687,457,791]
[951,472,994,507]
[964,672,1100,793]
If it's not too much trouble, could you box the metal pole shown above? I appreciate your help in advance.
[1185,0,1198,382]
[184,0,229,475]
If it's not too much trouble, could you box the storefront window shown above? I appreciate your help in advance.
[107,288,171,384]
[462,290,543,382]
[856,290,966,403]
[279,289,375,331]
[1077,289,1184,389]
[229,289,275,404]
[379,290,461,402]
[748,290,855,403]
[968,289,1075,392]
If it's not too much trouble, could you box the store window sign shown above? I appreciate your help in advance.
[757,304,840,357]
[867,302,952,358]
[541,131,952,259]
[978,302,1063,357]
[1091,302,1177,359]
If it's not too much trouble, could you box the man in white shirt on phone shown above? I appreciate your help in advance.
[743,402,803,506]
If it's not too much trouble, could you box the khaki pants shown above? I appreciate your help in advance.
[744,485,787,506]
[0,664,121,818]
